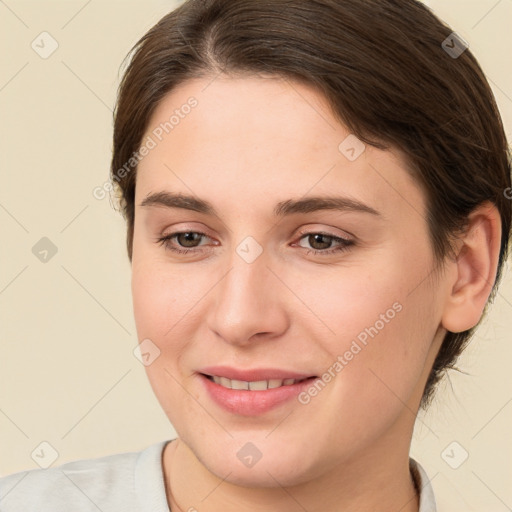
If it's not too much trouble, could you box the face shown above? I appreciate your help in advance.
[131,75,448,487]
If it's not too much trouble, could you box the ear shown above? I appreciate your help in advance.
[441,201,502,333]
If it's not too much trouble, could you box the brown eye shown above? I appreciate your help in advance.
[156,231,211,254]
[175,232,204,248]
[305,233,334,250]
[296,231,354,256]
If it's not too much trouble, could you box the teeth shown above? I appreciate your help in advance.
[268,379,283,389]
[249,380,268,390]
[209,375,306,390]
[231,379,249,390]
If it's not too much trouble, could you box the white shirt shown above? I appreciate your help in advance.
[0,440,437,511]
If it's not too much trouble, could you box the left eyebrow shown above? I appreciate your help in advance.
[139,191,381,218]
[274,195,381,217]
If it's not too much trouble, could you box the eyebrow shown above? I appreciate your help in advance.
[139,191,381,218]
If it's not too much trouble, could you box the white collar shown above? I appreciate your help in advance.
[410,458,437,512]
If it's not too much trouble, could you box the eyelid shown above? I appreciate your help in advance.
[294,225,354,241]
[160,223,216,239]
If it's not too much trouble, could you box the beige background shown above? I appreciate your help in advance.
[0,1,511,510]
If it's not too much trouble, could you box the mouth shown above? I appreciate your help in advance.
[198,368,319,416]
[201,374,312,390]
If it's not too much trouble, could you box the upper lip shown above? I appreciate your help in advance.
[199,366,316,381]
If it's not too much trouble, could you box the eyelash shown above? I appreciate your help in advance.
[155,230,354,256]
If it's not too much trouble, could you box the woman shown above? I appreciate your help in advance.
[1,0,510,510]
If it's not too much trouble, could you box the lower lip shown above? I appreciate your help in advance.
[199,374,318,416]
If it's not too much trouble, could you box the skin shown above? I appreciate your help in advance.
[130,74,501,512]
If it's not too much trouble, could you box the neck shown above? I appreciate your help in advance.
[162,436,419,512]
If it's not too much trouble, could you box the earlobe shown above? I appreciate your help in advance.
[441,201,502,334]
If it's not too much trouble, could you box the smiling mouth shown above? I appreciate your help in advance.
[201,374,317,390]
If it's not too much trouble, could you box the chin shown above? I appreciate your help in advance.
[184,430,326,488]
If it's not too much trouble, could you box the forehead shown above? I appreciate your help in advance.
[135,75,425,223]
[145,74,341,158]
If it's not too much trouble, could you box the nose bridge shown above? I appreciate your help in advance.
[207,237,287,344]
[221,240,274,317]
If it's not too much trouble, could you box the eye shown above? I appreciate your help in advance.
[156,231,213,255]
[294,231,354,256]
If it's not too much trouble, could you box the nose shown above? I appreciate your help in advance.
[206,246,289,347]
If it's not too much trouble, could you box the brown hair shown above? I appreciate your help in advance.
[110,0,511,407]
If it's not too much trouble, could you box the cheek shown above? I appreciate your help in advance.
[131,259,209,397]
[131,257,201,340]
[298,252,436,406]
[295,260,405,352]
[131,260,199,423]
